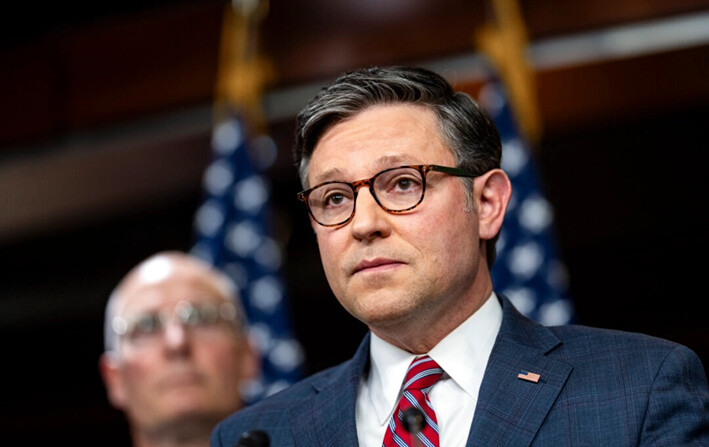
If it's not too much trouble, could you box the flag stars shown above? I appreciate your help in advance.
[505,287,537,317]
[508,241,545,280]
[194,200,225,237]
[519,195,553,233]
[269,338,305,372]
[539,300,573,326]
[248,276,284,314]
[204,160,235,196]
[501,138,528,177]
[234,175,269,214]
[212,118,244,155]
[226,220,262,256]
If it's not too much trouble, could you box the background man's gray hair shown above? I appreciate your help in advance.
[293,65,503,266]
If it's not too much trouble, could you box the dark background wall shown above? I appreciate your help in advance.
[1,1,708,444]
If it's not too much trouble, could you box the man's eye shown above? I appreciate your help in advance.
[319,187,352,208]
[396,178,415,190]
[131,315,161,336]
[325,192,346,206]
[185,306,218,327]
[386,175,421,193]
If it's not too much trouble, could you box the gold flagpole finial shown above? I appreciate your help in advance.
[475,0,542,145]
[214,0,274,134]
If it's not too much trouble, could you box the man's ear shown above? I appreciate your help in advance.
[98,352,127,410]
[240,335,261,383]
[475,168,512,241]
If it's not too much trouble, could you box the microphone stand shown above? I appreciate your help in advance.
[402,407,426,447]
[236,429,270,447]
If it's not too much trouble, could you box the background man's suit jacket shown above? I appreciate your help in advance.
[212,296,709,446]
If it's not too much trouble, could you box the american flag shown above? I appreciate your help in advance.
[190,111,303,402]
[517,371,541,383]
[479,81,575,326]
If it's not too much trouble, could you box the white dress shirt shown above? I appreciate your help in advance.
[355,293,503,447]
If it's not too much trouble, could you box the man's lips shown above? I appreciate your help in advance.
[353,258,405,274]
[158,370,204,389]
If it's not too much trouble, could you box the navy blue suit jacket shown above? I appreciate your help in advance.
[212,296,709,446]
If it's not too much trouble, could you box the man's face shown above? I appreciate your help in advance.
[101,258,255,431]
[307,104,490,347]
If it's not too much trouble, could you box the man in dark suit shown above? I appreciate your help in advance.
[211,66,709,446]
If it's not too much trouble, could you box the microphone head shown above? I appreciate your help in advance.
[236,429,270,447]
[401,407,426,434]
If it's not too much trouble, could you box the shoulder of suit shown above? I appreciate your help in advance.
[546,323,691,363]
[549,323,678,346]
[240,357,355,411]
[213,359,353,441]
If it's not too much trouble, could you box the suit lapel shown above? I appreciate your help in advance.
[289,334,371,447]
[466,296,572,447]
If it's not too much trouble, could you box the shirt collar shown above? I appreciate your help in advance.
[366,292,503,425]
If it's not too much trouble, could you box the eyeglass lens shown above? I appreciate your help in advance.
[307,166,424,225]
[114,301,237,345]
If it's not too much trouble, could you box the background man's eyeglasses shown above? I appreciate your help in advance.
[297,164,478,227]
[112,300,239,346]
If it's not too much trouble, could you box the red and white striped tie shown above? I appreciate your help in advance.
[382,355,443,447]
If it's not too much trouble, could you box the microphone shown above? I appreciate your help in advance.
[236,429,270,447]
[401,407,426,447]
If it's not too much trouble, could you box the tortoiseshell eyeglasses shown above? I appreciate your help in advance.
[297,164,478,227]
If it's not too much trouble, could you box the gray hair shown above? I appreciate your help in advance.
[293,66,503,266]
[103,251,246,353]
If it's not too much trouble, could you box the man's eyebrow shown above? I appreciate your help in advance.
[312,167,345,184]
[373,154,415,167]
[311,155,420,184]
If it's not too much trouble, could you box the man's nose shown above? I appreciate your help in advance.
[349,187,392,241]
[163,320,190,354]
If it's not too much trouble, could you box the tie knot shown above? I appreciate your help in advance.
[403,355,443,392]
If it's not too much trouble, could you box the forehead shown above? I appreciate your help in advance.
[115,258,229,316]
[308,104,453,183]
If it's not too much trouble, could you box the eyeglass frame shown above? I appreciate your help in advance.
[111,300,241,346]
[296,164,480,227]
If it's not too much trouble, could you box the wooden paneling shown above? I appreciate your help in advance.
[261,0,486,85]
[537,44,709,134]
[521,0,709,37]
[0,1,223,148]
[3,0,708,149]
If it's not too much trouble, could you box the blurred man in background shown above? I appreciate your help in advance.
[100,251,258,447]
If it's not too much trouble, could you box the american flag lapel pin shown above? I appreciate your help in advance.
[517,371,541,383]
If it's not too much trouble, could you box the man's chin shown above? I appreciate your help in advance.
[354,300,417,329]
[146,409,222,441]
[154,392,213,418]
[159,389,239,419]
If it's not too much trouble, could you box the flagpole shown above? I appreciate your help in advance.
[214,0,274,134]
[474,0,542,146]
